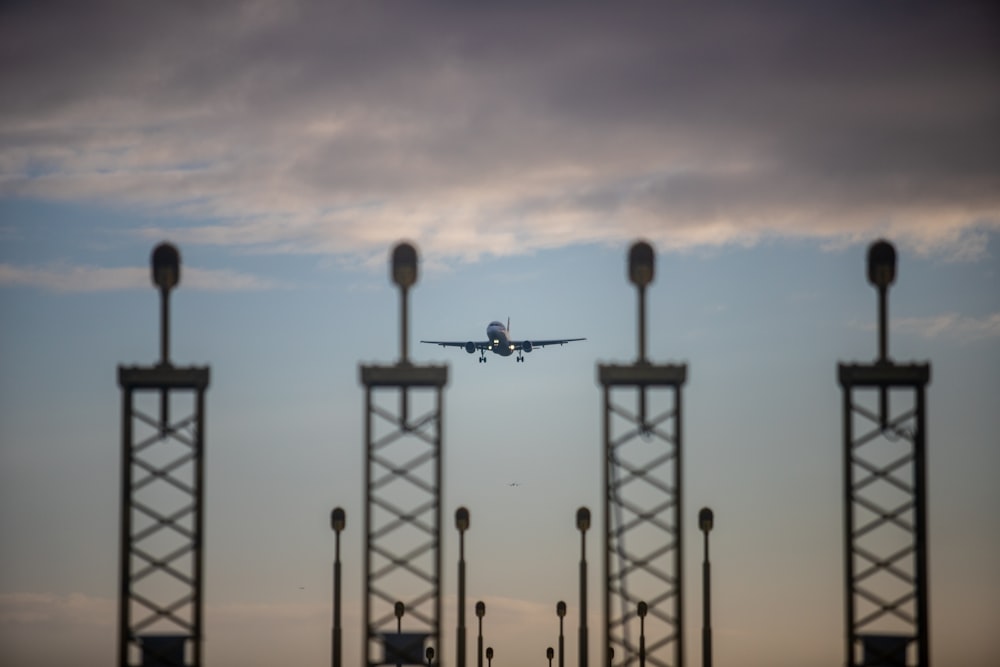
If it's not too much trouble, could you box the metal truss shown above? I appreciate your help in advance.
[840,363,930,667]
[118,365,210,667]
[362,364,448,666]
[599,364,687,667]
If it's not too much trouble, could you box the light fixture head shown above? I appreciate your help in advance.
[330,507,346,533]
[699,506,714,533]
[867,239,897,289]
[475,600,485,618]
[577,506,591,532]
[455,506,470,532]
[557,600,566,618]
[628,240,655,288]
[391,242,418,289]
[151,242,180,291]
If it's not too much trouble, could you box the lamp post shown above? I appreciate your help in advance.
[151,242,180,432]
[699,507,714,667]
[330,508,346,667]
[426,647,435,665]
[557,601,566,667]
[456,507,470,667]
[628,241,654,430]
[486,646,494,667]
[577,507,590,667]
[867,240,896,430]
[476,601,486,667]
[637,602,648,667]
[391,242,418,427]
[395,602,405,667]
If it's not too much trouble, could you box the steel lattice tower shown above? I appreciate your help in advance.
[361,242,448,666]
[840,240,931,667]
[118,243,209,667]
[599,241,687,667]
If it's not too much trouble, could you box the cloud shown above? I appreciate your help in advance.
[0,262,283,292]
[1,2,998,262]
[892,312,1000,341]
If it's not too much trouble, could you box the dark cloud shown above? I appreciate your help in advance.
[1,1,998,259]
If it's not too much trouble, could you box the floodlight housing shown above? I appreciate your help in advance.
[151,242,180,291]
[331,507,346,533]
[699,507,714,533]
[628,241,655,288]
[455,506,470,532]
[475,601,485,618]
[637,601,648,618]
[392,242,418,289]
[557,600,566,618]
[576,506,591,532]
[394,601,405,619]
[867,240,897,289]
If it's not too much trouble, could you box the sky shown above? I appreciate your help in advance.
[1,2,999,666]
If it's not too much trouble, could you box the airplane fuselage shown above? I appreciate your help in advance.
[486,320,514,356]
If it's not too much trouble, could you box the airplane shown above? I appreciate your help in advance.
[421,318,585,363]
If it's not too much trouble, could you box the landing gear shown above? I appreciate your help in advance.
[516,354,525,363]
[479,354,487,363]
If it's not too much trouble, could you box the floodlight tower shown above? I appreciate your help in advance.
[840,240,931,667]
[361,242,448,666]
[598,241,687,667]
[117,242,210,667]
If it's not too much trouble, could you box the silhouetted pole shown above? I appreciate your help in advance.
[395,602,405,667]
[331,508,346,667]
[629,241,654,429]
[476,601,486,667]
[151,242,179,432]
[577,507,590,667]
[868,240,896,430]
[699,508,714,667]
[486,646,494,667]
[392,242,417,425]
[456,507,470,667]
[426,647,435,665]
[548,646,555,666]
[557,601,567,667]
[637,602,647,667]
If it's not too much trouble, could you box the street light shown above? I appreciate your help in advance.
[628,241,654,364]
[699,507,714,667]
[330,507,346,667]
[486,646,494,667]
[395,601,405,667]
[867,239,897,429]
[456,507,470,667]
[557,601,567,667]
[548,646,555,666]
[637,602,648,667]
[426,646,435,665]
[151,242,180,432]
[391,242,418,364]
[476,601,486,667]
[576,507,590,667]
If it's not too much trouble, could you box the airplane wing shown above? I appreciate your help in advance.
[420,340,490,350]
[513,338,586,350]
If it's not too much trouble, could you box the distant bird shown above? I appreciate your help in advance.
[508,482,520,487]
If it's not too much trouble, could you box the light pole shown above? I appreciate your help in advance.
[577,507,590,667]
[456,507,470,667]
[395,601,405,667]
[628,241,654,430]
[151,242,179,433]
[486,646,494,667]
[867,240,896,430]
[426,646,435,665]
[476,601,486,667]
[330,508,345,667]
[557,601,566,667]
[547,647,555,666]
[637,602,647,667]
[699,508,714,667]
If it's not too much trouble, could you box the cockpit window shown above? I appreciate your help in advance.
[489,321,503,328]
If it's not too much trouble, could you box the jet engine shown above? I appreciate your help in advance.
[465,341,476,354]
[522,340,533,353]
